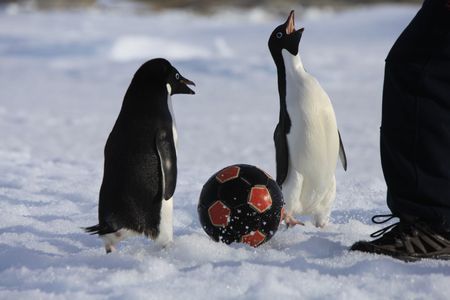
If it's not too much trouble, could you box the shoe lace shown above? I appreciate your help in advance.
[370,214,400,238]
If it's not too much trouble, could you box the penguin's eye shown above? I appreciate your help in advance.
[175,73,180,80]
[276,32,283,39]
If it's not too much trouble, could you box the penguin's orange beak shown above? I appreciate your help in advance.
[285,10,304,35]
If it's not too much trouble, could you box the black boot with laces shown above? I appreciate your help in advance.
[350,215,450,262]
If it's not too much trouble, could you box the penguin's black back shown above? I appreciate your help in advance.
[97,59,175,237]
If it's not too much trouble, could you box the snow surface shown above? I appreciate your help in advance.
[1,2,450,299]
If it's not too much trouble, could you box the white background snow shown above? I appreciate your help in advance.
[1,1,450,299]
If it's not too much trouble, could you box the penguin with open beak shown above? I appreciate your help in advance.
[268,11,347,228]
[85,58,195,253]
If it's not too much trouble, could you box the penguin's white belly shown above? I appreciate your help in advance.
[283,73,339,216]
[155,90,177,247]
[167,93,178,147]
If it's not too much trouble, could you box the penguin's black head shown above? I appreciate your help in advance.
[166,64,196,96]
[268,10,304,59]
[133,58,195,96]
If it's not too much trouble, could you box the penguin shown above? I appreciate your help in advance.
[268,11,347,228]
[85,58,195,253]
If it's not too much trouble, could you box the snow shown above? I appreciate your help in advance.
[109,35,212,61]
[1,2,450,299]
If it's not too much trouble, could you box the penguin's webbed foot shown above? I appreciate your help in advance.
[284,215,305,228]
[313,213,330,228]
[105,244,116,254]
[101,229,130,254]
[314,219,329,228]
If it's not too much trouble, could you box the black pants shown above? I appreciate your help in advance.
[381,0,450,230]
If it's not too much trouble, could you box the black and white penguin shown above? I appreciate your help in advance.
[268,11,347,228]
[85,58,195,253]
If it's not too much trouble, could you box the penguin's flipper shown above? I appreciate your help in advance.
[338,130,347,171]
[274,122,289,186]
[156,128,177,200]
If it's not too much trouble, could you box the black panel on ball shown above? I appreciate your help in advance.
[198,176,220,209]
[239,164,270,186]
[218,178,251,209]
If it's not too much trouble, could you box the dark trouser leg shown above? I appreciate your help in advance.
[381,0,450,230]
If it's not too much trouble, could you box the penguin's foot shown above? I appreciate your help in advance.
[156,238,173,249]
[105,245,116,254]
[284,215,305,228]
[313,214,329,228]
[100,229,136,254]
[101,232,121,254]
[315,221,327,228]
[154,229,173,247]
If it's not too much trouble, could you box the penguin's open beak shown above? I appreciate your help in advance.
[179,76,196,95]
[285,10,304,35]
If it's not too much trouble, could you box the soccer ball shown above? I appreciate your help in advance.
[198,164,284,247]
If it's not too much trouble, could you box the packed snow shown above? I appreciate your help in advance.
[1,2,450,299]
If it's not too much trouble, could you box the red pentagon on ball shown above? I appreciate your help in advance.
[216,166,240,183]
[248,185,272,213]
[208,200,231,227]
[241,230,267,247]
